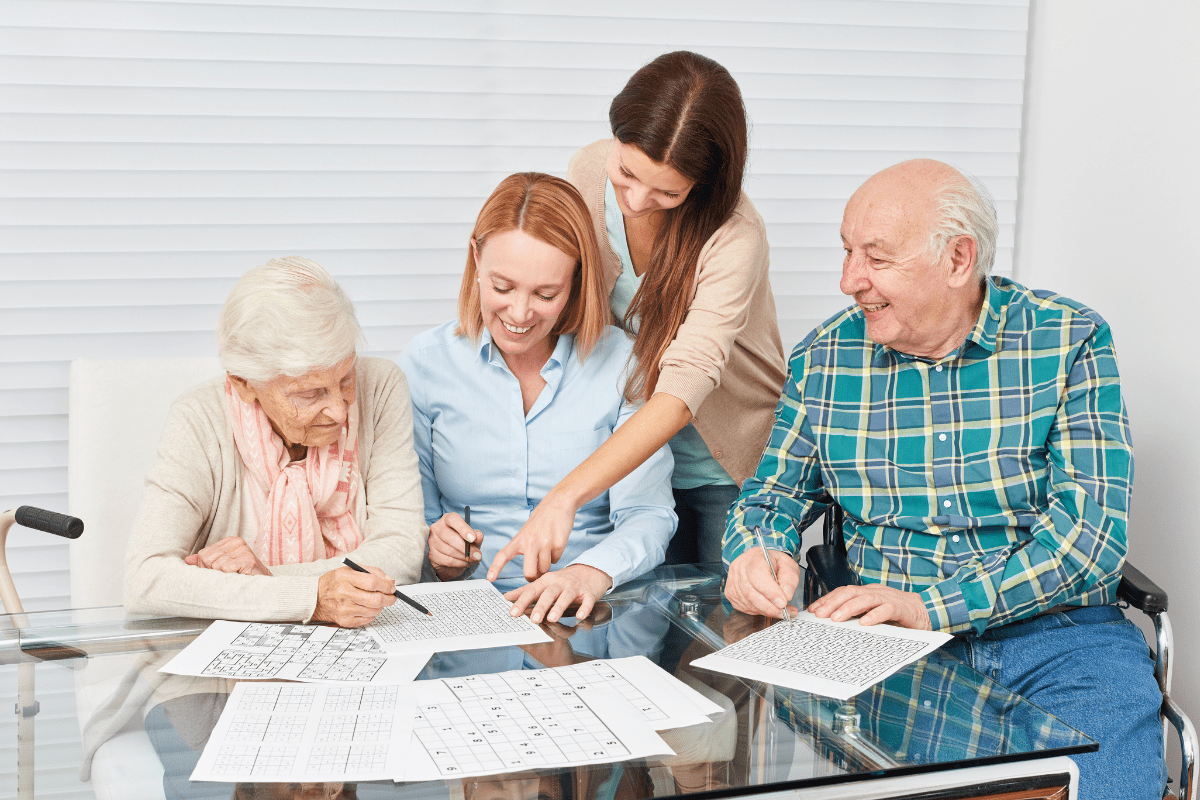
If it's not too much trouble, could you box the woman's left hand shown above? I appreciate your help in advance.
[503,564,613,624]
[185,537,271,576]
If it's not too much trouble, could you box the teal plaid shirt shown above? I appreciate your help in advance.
[724,277,1133,635]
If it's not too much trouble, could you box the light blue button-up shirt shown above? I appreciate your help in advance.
[398,321,677,590]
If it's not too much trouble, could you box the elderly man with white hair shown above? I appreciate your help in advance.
[722,160,1163,798]
[124,256,426,627]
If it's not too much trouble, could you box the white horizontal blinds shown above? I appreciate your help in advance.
[0,1,1028,616]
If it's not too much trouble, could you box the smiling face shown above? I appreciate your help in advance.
[838,161,982,359]
[230,355,357,453]
[473,228,575,370]
[606,140,695,219]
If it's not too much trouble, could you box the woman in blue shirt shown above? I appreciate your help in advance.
[398,173,677,624]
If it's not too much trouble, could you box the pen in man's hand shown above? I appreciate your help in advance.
[753,526,793,625]
[464,506,472,559]
[342,558,432,617]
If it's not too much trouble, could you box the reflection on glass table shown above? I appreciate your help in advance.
[0,565,1094,800]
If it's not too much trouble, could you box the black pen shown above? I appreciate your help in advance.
[342,558,432,617]
[464,506,472,559]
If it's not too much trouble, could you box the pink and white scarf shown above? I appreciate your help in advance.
[224,377,364,566]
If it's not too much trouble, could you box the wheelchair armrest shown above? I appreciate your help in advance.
[806,543,862,593]
[1118,560,1168,615]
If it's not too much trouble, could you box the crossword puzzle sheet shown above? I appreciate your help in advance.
[190,682,416,782]
[405,679,674,781]
[691,611,951,700]
[367,580,551,654]
[161,620,431,684]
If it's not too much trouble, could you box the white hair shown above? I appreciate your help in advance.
[217,256,363,383]
[927,171,998,279]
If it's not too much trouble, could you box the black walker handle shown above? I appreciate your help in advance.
[14,506,84,540]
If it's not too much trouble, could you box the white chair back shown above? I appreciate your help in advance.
[68,357,222,608]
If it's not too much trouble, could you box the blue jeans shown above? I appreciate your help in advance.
[943,606,1165,800]
[666,484,740,566]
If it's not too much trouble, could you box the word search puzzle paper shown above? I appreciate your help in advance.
[190,683,415,782]
[407,679,674,780]
[692,611,951,699]
[367,580,551,654]
[161,620,430,684]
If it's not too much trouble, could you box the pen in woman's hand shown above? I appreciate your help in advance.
[464,506,472,559]
[341,557,432,617]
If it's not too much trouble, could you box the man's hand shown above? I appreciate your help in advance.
[311,565,396,628]
[504,564,612,624]
[724,549,801,619]
[185,537,270,576]
[487,496,576,582]
[807,584,932,630]
[427,512,481,581]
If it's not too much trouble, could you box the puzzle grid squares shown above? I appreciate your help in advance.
[225,714,306,743]
[720,620,926,685]
[236,684,316,713]
[313,713,392,743]
[414,681,628,777]
[306,744,390,776]
[203,623,384,681]
[520,663,668,722]
[374,587,531,642]
[211,745,298,777]
[324,685,399,712]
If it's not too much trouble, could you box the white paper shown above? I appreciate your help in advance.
[405,681,674,781]
[533,656,723,728]
[190,682,416,782]
[161,620,430,684]
[691,611,952,700]
[367,580,551,654]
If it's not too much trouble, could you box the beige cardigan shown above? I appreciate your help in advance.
[123,357,427,621]
[568,139,787,485]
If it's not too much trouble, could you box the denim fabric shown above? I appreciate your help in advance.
[667,484,741,566]
[943,605,1165,800]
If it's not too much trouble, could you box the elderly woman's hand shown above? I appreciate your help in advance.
[428,512,481,581]
[185,537,271,576]
[503,564,612,624]
[311,565,396,628]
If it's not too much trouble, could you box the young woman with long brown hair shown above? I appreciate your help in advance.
[487,51,786,582]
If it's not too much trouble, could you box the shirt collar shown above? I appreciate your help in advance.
[477,327,574,376]
[871,278,1000,367]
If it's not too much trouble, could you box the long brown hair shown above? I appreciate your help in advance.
[457,173,608,359]
[610,50,748,402]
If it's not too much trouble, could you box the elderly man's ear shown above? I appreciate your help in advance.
[945,235,979,289]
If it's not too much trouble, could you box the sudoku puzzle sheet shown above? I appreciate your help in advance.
[462,661,669,723]
[192,684,411,782]
[414,676,629,777]
[718,620,926,685]
[201,623,386,681]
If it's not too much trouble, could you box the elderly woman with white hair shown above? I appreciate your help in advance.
[124,257,426,627]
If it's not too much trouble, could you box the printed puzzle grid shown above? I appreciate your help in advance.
[451,662,669,724]
[204,684,401,780]
[719,620,926,685]
[202,623,386,682]
[373,586,532,643]
[415,678,629,777]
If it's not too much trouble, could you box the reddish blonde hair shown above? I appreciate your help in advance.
[457,173,608,359]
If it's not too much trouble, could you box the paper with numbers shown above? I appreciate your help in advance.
[161,620,430,684]
[190,682,416,782]
[406,678,673,780]
[366,580,551,654]
[691,611,951,699]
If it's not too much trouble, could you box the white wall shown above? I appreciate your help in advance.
[1018,0,1200,739]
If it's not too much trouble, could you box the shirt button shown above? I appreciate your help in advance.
[713,451,723,459]
[935,365,944,372]
[952,535,960,543]
[923,700,932,708]
[943,500,952,508]
[938,433,947,441]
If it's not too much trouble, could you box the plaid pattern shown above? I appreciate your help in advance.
[724,278,1132,635]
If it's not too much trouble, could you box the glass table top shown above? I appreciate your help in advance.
[0,565,1094,800]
